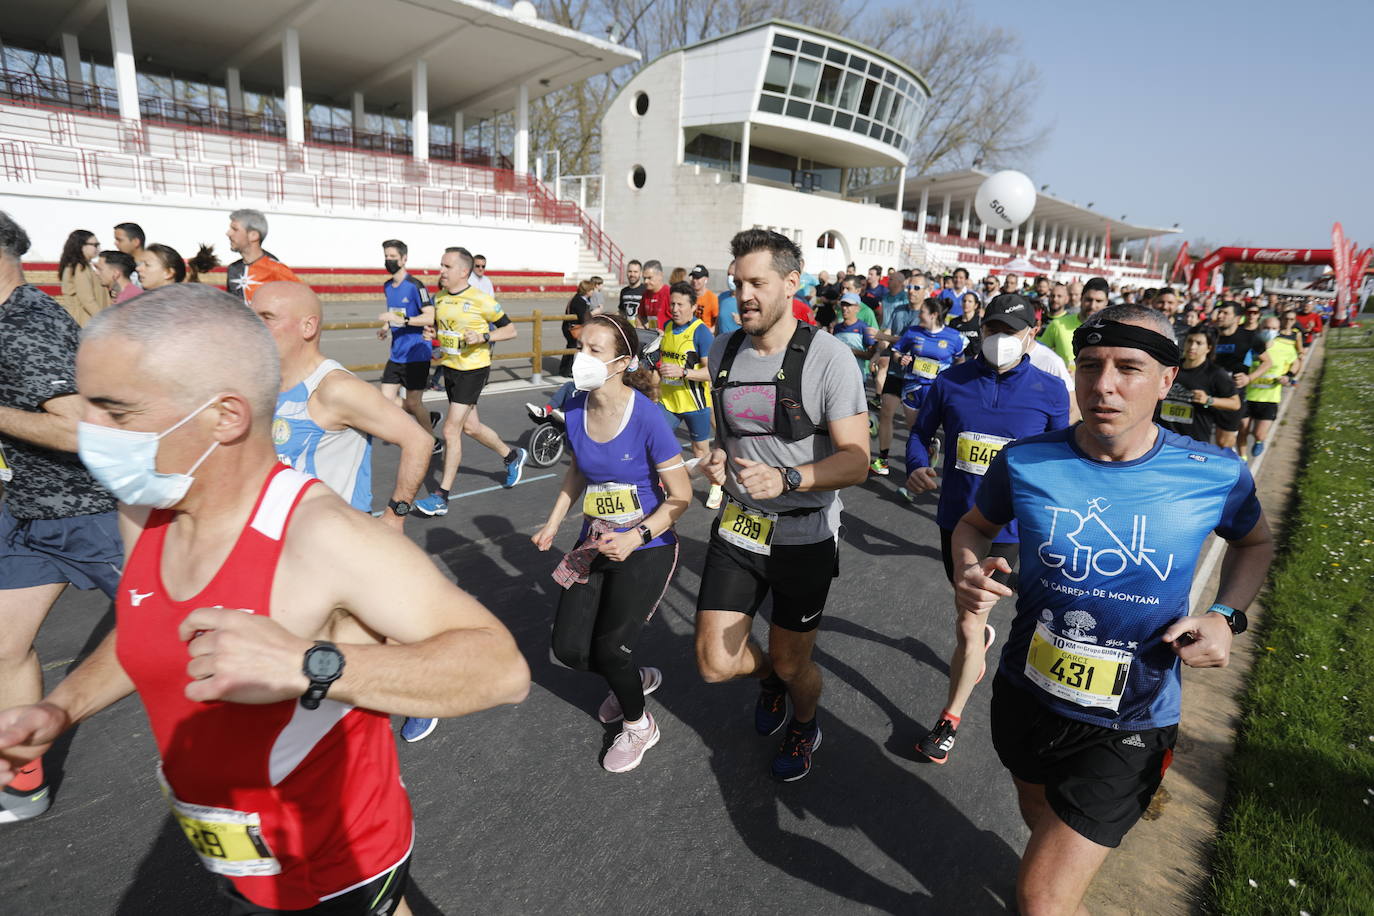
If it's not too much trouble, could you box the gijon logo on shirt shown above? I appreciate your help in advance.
[1038,496,1175,583]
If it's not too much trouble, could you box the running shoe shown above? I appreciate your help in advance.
[602,713,661,773]
[705,484,724,509]
[1252,441,1266,457]
[771,720,822,782]
[976,623,997,685]
[897,487,914,503]
[400,717,437,743]
[916,717,958,764]
[503,447,528,488]
[597,667,663,724]
[429,410,442,429]
[869,458,890,476]
[0,783,51,823]
[866,394,881,410]
[755,676,789,736]
[413,494,448,517]
[525,402,548,420]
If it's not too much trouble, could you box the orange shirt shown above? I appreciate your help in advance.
[695,289,719,330]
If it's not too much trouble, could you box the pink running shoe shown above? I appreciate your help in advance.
[602,713,661,773]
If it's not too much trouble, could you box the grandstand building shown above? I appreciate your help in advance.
[0,0,637,281]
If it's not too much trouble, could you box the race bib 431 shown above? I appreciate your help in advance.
[1024,621,1132,712]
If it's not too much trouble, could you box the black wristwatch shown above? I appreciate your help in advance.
[1207,602,1248,635]
[482,332,491,343]
[637,524,653,545]
[301,641,346,710]
[388,499,412,516]
[778,466,802,493]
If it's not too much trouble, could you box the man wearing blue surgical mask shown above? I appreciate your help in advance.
[0,211,123,825]
[903,293,1071,765]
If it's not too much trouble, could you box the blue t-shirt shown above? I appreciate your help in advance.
[832,320,875,372]
[564,389,681,550]
[977,426,1261,729]
[938,287,968,318]
[716,290,740,336]
[906,355,1070,542]
[891,324,964,409]
[881,303,918,340]
[384,275,433,363]
[798,272,819,301]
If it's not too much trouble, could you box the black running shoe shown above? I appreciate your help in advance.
[755,676,789,736]
[771,720,822,782]
[916,717,958,764]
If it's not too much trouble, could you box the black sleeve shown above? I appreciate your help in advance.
[491,314,512,329]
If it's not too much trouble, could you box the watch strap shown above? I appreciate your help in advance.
[1207,602,1237,619]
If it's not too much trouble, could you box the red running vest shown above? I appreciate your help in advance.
[115,464,413,909]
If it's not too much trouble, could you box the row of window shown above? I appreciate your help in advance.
[859,237,895,256]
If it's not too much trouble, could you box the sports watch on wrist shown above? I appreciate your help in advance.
[301,641,345,710]
[778,466,802,493]
[637,524,653,545]
[388,499,412,516]
[1207,602,1248,635]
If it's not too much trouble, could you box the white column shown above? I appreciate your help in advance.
[282,27,304,144]
[1120,238,1131,262]
[411,60,428,161]
[1024,216,1036,254]
[960,197,972,239]
[1049,224,1059,253]
[107,0,140,120]
[739,121,751,184]
[452,111,464,150]
[352,92,365,133]
[513,83,529,175]
[893,170,905,216]
[995,229,1005,246]
[1010,226,1020,247]
[939,193,951,236]
[60,33,82,84]
[227,67,244,113]
[916,186,929,237]
[1035,222,1045,251]
[978,223,988,245]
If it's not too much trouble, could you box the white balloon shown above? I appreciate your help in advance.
[974,170,1036,231]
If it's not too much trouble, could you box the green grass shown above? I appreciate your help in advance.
[1208,350,1374,914]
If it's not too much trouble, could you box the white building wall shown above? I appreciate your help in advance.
[3,187,580,272]
[680,30,770,126]
[744,184,900,276]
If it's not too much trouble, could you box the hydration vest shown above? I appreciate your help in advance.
[713,324,827,441]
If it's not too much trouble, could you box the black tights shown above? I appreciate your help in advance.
[551,543,676,722]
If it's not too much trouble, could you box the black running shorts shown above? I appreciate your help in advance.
[1244,400,1277,421]
[881,370,905,398]
[696,526,839,633]
[220,855,410,915]
[1215,391,1246,432]
[443,366,490,405]
[990,674,1177,848]
[381,360,430,391]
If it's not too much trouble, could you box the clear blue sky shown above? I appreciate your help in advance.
[946,0,1372,253]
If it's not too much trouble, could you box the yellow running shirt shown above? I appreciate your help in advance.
[434,286,506,371]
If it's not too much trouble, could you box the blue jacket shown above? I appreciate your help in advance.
[906,353,1070,540]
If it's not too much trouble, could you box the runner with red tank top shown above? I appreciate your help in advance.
[0,284,530,916]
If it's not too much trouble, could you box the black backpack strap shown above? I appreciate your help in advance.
[775,323,827,439]
[714,329,749,386]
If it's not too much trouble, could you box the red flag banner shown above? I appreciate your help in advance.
[1168,241,1190,283]
[1348,241,1359,305]
[1332,222,1349,321]
[1352,247,1372,311]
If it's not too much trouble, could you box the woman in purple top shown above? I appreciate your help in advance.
[532,314,691,773]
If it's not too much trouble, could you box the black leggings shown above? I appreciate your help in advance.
[551,543,677,722]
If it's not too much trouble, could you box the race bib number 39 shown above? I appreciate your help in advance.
[954,431,1011,476]
[1024,621,1132,712]
[166,794,280,877]
[583,482,642,525]
[717,496,778,555]
[1160,400,1194,422]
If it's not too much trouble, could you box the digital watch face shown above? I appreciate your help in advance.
[305,648,342,678]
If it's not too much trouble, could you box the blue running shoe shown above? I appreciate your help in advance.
[413,494,448,517]
[401,717,437,743]
[771,720,822,782]
[755,675,789,736]
[1252,441,1265,457]
[503,447,528,488]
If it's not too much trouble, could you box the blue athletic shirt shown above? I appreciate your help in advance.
[907,354,1069,542]
[384,275,433,363]
[715,291,740,336]
[880,302,918,340]
[891,324,965,409]
[977,426,1261,729]
[564,388,680,550]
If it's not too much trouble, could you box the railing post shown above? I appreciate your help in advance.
[530,310,543,385]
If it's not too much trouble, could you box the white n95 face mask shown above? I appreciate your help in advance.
[78,397,220,508]
[981,332,1025,369]
[571,352,626,392]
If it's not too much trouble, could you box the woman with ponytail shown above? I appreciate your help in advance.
[532,314,690,772]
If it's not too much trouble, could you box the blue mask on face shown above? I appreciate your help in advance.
[78,397,220,508]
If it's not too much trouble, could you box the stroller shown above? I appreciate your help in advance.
[524,327,663,468]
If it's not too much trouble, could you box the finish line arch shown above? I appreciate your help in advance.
[1189,246,1334,291]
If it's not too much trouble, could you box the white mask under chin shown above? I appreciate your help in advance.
[981,332,1025,369]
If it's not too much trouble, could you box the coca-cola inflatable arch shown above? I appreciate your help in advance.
[1188,246,1333,290]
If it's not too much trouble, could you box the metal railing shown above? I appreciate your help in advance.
[325,311,576,383]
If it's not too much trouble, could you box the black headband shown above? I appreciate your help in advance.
[1072,320,1181,367]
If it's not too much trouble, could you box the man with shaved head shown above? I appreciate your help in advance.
[0,284,530,914]
[947,303,1273,914]
[253,281,432,532]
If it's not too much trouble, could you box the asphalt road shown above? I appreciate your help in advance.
[4,384,1029,915]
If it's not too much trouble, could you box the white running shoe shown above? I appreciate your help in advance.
[602,712,661,773]
[705,484,724,509]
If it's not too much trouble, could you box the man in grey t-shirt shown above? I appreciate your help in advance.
[697,230,868,783]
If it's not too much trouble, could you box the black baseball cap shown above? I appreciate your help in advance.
[982,293,1035,331]
[689,264,709,279]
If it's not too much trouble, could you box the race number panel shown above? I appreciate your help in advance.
[582,482,642,526]
[1024,621,1132,712]
[717,495,778,556]
[910,356,941,379]
[164,791,281,877]
[954,431,1012,476]
[1160,401,1194,423]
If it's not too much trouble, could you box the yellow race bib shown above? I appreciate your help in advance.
[1160,400,1194,422]
[910,356,941,379]
[718,495,777,555]
[954,431,1011,476]
[0,444,11,483]
[1024,621,1132,712]
[583,482,642,525]
[163,786,280,877]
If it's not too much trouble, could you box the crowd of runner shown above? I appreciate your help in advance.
[0,204,1314,914]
